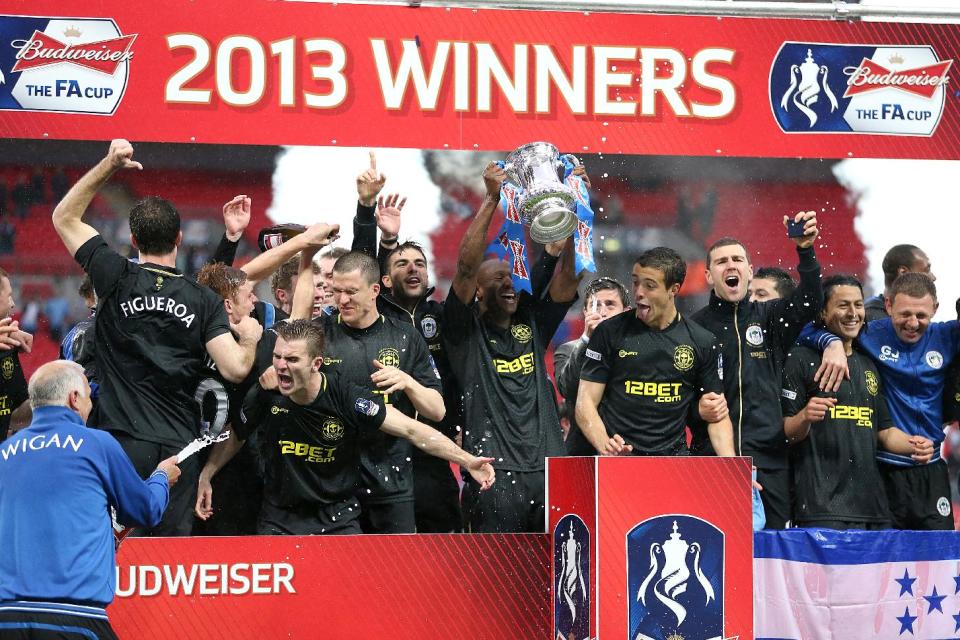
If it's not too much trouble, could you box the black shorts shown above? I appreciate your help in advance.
[110,432,199,537]
[192,444,263,536]
[0,604,117,640]
[881,460,955,531]
[357,499,416,534]
[756,466,790,530]
[412,456,462,533]
[462,469,544,533]
[256,497,361,536]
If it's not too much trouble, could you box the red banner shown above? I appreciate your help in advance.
[1,3,959,158]
[111,534,549,640]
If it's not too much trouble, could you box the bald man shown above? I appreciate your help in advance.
[0,361,180,640]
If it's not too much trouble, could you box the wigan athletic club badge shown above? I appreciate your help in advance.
[627,515,724,640]
[0,16,136,115]
[554,514,590,640]
[770,42,952,136]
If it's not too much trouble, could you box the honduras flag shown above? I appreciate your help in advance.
[755,529,960,639]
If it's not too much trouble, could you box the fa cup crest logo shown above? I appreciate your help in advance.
[628,516,724,640]
[554,514,590,640]
[780,48,839,127]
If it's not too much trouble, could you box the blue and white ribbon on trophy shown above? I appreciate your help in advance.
[486,161,533,294]
[560,154,596,276]
[485,156,596,292]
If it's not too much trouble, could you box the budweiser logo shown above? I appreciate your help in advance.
[11,30,136,75]
[843,57,952,99]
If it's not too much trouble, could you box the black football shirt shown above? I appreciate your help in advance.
[443,287,570,472]
[781,345,893,524]
[318,313,441,504]
[0,349,27,440]
[579,310,722,453]
[236,373,386,508]
[75,236,231,447]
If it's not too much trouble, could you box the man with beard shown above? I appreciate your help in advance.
[444,162,581,533]
[690,212,822,529]
[801,273,960,530]
[576,248,735,458]
[555,277,629,455]
[197,320,494,535]
[782,275,933,529]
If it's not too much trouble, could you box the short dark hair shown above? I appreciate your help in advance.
[271,256,320,303]
[320,246,350,263]
[636,247,686,289]
[274,319,325,359]
[882,244,923,288]
[889,272,937,303]
[754,266,797,298]
[78,275,94,302]
[197,263,247,302]
[384,241,427,271]
[583,276,629,309]
[821,273,863,307]
[333,251,380,286]
[706,237,747,265]
[128,196,180,255]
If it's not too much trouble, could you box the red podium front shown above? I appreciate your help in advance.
[546,456,753,640]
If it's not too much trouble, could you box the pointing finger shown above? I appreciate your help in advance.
[369,150,377,171]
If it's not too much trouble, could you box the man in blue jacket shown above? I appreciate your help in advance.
[0,360,180,639]
[801,272,958,530]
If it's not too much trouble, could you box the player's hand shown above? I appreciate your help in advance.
[814,341,849,392]
[600,434,633,456]
[259,366,279,390]
[376,193,405,241]
[909,435,935,464]
[583,311,604,339]
[801,396,836,424]
[0,318,22,350]
[752,466,764,492]
[371,359,411,394]
[13,330,32,354]
[157,455,181,487]
[571,162,591,189]
[698,392,729,423]
[466,456,496,491]
[483,162,506,199]
[195,474,214,520]
[357,151,386,207]
[784,210,818,249]
[222,195,251,242]
[233,316,263,347]
[302,223,340,250]
[106,139,143,171]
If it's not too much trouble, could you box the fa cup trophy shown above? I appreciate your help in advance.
[503,142,579,244]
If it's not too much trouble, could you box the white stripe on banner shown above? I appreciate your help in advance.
[754,530,960,640]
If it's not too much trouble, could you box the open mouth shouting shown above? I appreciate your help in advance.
[277,371,294,392]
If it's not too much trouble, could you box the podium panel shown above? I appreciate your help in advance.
[547,456,753,640]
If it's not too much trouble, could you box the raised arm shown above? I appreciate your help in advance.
[379,405,494,490]
[206,194,251,267]
[289,245,324,321]
[548,237,581,303]
[52,139,142,256]
[353,151,387,257]
[452,162,504,304]
[241,223,339,285]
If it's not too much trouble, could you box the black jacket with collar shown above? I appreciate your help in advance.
[690,246,822,468]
